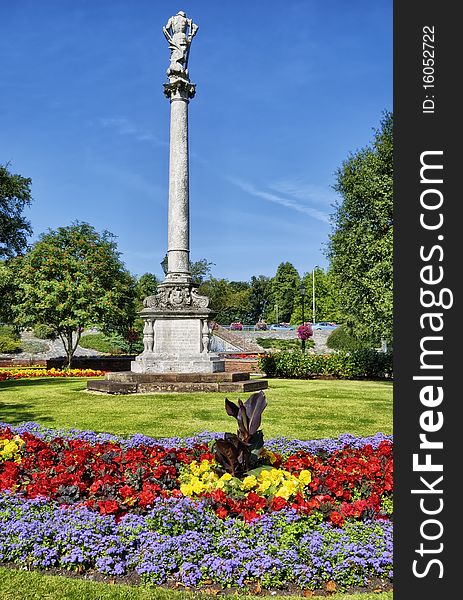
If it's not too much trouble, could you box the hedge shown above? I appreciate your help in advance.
[258,349,393,380]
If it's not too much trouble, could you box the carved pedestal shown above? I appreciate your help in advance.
[131,283,224,374]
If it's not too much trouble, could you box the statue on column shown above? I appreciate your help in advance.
[163,11,198,81]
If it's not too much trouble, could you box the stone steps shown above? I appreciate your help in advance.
[106,371,250,383]
[87,371,268,395]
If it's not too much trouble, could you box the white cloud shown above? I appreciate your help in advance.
[228,177,330,223]
[269,179,338,207]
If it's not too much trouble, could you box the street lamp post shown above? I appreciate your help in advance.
[312,265,319,324]
[299,283,306,352]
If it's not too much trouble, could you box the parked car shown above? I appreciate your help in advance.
[268,323,295,331]
[312,322,338,330]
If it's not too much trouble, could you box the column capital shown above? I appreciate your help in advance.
[164,79,196,100]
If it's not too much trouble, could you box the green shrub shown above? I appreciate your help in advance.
[0,325,19,340]
[258,349,393,380]
[32,324,57,340]
[19,340,49,354]
[326,324,366,351]
[78,333,124,354]
[0,335,22,354]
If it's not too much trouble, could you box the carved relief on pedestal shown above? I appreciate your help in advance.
[201,319,212,353]
[191,287,209,309]
[142,318,155,353]
[143,284,210,311]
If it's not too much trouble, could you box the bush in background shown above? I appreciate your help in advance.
[326,324,365,351]
[32,324,57,340]
[79,333,124,355]
[0,335,22,354]
[259,349,392,380]
[0,326,21,354]
[0,325,19,339]
[79,332,143,355]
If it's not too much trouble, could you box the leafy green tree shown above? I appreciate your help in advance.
[248,275,271,324]
[0,164,33,258]
[190,258,214,285]
[198,278,251,324]
[14,222,136,367]
[266,262,300,323]
[327,112,393,345]
[291,268,342,324]
[0,259,21,327]
[135,272,158,301]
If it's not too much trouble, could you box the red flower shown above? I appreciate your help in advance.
[245,492,266,511]
[243,509,259,522]
[216,506,228,519]
[329,511,344,526]
[271,496,287,511]
[98,499,119,515]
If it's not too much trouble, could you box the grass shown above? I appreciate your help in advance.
[0,567,393,600]
[0,376,393,598]
[0,377,392,439]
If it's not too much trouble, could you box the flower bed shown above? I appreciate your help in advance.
[0,423,393,592]
[0,424,392,525]
[0,368,104,381]
[0,494,392,591]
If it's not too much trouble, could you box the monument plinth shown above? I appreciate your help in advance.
[87,11,267,393]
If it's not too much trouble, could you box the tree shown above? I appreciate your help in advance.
[198,278,251,324]
[0,258,22,329]
[190,258,214,285]
[266,262,300,323]
[327,112,393,345]
[291,268,342,325]
[14,222,136,367]
[135,273,158,302]
[248,275,271,324]
[0,164,33,258]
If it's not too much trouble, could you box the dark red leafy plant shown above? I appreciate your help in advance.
[214,391,267,476]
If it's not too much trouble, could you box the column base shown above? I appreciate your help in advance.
[131,353,224,374]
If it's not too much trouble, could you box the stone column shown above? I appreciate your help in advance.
[131,11,224,374]
[164,80,196,283]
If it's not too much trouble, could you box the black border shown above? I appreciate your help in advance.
[394,1,459,596]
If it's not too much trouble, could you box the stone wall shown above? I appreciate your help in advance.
[46,356,136,371]
[223,359,261,374]
[230,330,333,355]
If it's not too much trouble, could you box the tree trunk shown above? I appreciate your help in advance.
[59,328,82,370]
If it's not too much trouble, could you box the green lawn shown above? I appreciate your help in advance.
[0,377,392,439]
[0,567,393,600]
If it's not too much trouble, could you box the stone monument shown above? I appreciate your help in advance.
[131,10,223,374]
[87,11,268,393]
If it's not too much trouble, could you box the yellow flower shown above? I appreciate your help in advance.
[199,460,213,474]
[241,475,257,491]
[180,483,194,496]
[190,476,205,495]
[275,480,297,499]
[298,470,312,485]
[189,461,201,476]
[220,473,232,482]
[257,479,273,493]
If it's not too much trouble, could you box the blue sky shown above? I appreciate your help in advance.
[0,0,392,281]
